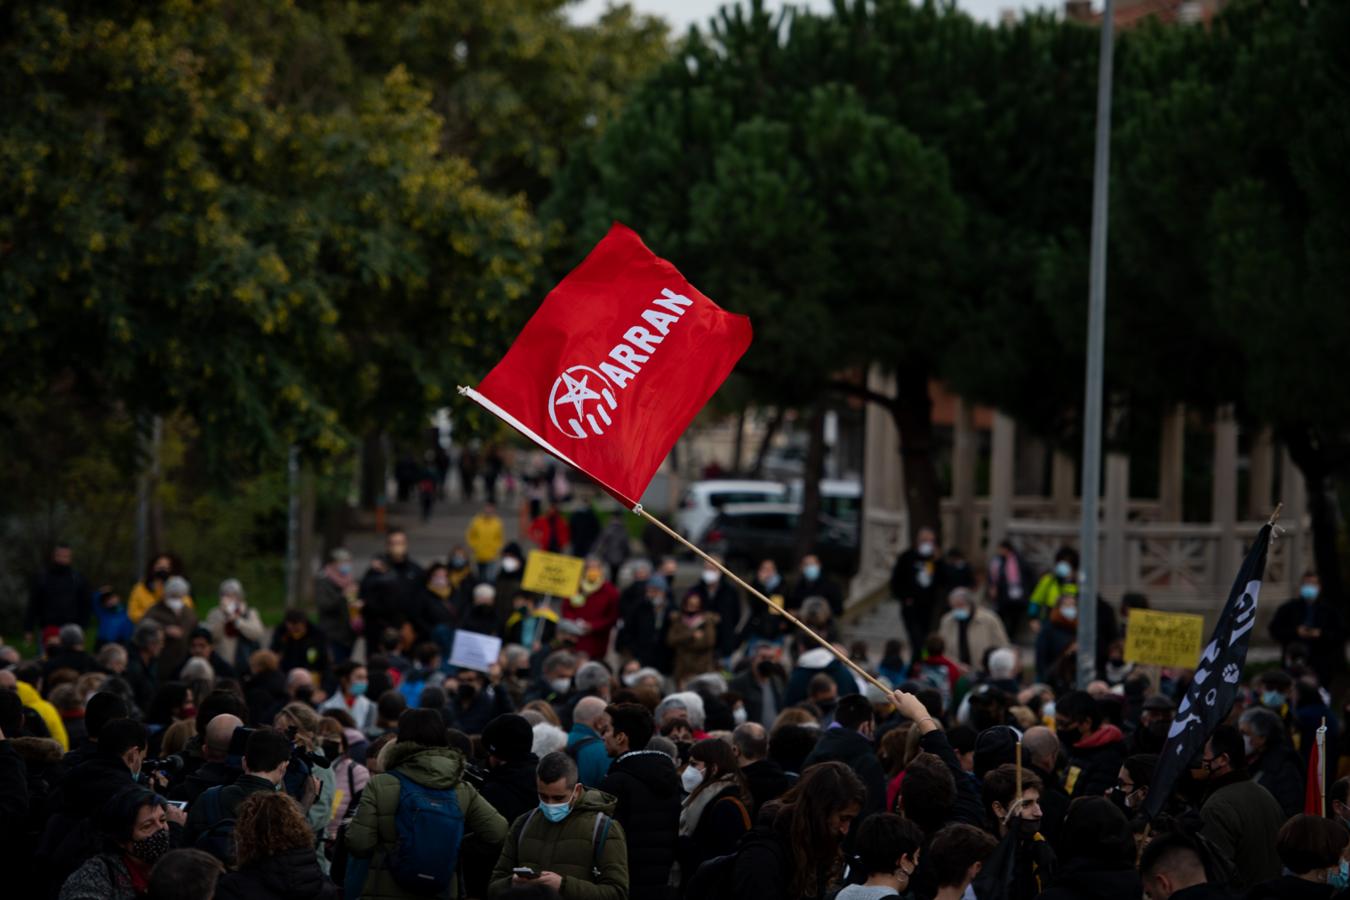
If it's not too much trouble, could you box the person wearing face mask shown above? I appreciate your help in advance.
[493,544,526,630]
[129,555,192,624]
[685,557,743,664]
[974,764,1057,900]
[1194,725,1284,890]
[319,662,377,734]
[467,502,506,581]
[737,560,792,654]
[504,593,560,656]
[1104,753,1155,822]
[1270,572,1346,688]
[597,703,680,900]
[1246,814,1350,900]
[359,530,425,648]
[666,593,720,688]
[488,751,629,899]
[416,563,460,653]
[890,527,946,656]
[1238,705,1305,818]
[674,738,753,892]
[444,668,514,737]
[1128,694,1176,755]
[788,553,843,617]
[313,548,359,664]
[801,694,888,819]
[729,644,786,726]
[204,577,264,673]
[1029,547,1079,681]
[1054,690,1126,799]
[142,577,198,676]
[562,558,621,662]
[58,787,174,900]
[837,813,923,900]
[936,587,1010,670]
[617,574,672,672]
[349,709,508,900]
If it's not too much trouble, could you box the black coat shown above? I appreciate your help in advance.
[598,750,681,900]
[1269,596,1346,682]
[1064,727,1127,799]
[170,759,241,804]
[741,759,791,818]
[479,754,540,827]
[731,814,831,900]
[802,727,886,819]
[25,565,92,631]
[727,670,785,727]
[787,576,843,617]
[1027,763,1071,852]
[621,597,672,671]
[687,580,743,658]
[918,729,984,828]
[1244,876,1340,900]
[1250,738,1307,819]
[214,847,339,900]
[1036,859,1142,900]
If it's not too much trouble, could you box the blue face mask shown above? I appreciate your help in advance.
[1261,690,1284,709]
[349,681,368,697]
[762,574,781,591]
[952,608,971,622]
[539,797,573,823]
[1330,859,1349,890]
[1054,561,1073,580]
[803,564,821,581]
[1301,583,1320,601]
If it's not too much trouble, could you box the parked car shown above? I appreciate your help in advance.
[788,479,861,540]
[675,479,789,544]
[702,502,859,576]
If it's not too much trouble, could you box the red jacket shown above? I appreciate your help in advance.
[564,581,619,660]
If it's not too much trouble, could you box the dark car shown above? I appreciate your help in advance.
[703,502,858,575]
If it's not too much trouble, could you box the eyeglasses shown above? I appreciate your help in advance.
[1114,782,1136,793]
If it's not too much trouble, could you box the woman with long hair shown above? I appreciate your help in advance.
[675,738,754,890]
[213,792,337,900]
[731,761,866,900]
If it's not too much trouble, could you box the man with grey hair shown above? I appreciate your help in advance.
[95,642,128,675]
[653,696,688,732]
[1021,725,1069,848]
[936,586,1011,669]
[125,619,165,711]
[42,624,94,677]
[568,695,613,786]
[1239,705,1303,817]
[489,751,629,898]
[143,575,198,673]
[204,578,264,673]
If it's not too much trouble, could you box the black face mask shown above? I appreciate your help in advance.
[1015,816,1042,839]
[153,569,171,580]
[1058,727,1082,749]
[515,668,532,681]
[756,660,779,679]
[322,740,342,761]
[457,683,478,703]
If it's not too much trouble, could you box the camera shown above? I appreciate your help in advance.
[143,754,187,777]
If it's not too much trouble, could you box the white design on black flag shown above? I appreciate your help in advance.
[1143,523,1271,820]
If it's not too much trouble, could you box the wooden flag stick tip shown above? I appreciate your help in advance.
[1268,502,1283,526]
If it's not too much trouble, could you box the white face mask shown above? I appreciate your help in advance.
[166,597,185,613]
[732,706,748,725]
[549,678,572,694]
[917,541,935,557]
[682,765,704,793]
[622,672,641,688]
[701,570,719,585]
[501,557,521,573]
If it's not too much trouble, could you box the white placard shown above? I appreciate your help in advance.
[449,630,502,673]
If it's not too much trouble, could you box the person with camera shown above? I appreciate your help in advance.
[186,728,293,859]
[346,708,508,899]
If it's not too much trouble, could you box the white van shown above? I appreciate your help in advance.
[675,479,788,543]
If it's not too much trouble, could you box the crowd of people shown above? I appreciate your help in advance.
[4,506,1349,900]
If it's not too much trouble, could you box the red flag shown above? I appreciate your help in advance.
[464,223,752,508]
[1306,722,1326,815]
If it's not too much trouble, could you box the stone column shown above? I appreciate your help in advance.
[1103,451,1130,592]
[1052,450,1076,520]
[1280,446,1308,595]
[952,397,977,558]
[1248,427,1274,521]
[1212,406,1239,583]
[987,412,1015,554]
[1159,404,1185,521]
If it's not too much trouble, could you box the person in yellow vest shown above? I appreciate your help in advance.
[466,502,506,580]
[128,554,195,622]
[9,671,70,751]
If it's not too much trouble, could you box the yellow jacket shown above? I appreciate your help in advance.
[466,514,505,563]
[17,680,68,751]
[128,581,195,622]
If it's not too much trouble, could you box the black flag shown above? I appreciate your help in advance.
[1143,523,1270,820]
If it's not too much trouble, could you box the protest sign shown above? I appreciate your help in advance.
[521,550,585,597]
[1123,608,1206,669]
[449,630,503,673]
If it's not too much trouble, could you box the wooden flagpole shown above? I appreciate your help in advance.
[1015,739,1023,799]
[635,505,893,697]
[1320,717,1328,818]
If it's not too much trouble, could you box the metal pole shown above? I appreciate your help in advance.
[285,444,300,608]
[1078,0,1115,689]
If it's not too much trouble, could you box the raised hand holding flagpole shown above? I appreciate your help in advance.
[459,222,892,696]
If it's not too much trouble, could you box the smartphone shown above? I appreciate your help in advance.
[165,800,188,810]
[512,867,539,880]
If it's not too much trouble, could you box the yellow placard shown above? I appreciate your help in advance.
[521,550,585,597]
[1123,608,1206,669]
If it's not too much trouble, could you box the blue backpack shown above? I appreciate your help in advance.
[387,771,465,895]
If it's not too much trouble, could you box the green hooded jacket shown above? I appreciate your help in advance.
[488,789,628,900]
[346,742,508,900]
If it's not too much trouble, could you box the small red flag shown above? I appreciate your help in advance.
[465,223,752,508]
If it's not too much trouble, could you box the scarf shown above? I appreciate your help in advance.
[323,562,355,592]
[679,776,739,836]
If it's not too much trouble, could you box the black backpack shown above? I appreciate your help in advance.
[686,853,738,900]
[193,785,237,865]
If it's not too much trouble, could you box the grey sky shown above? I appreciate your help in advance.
[569,0,1059,32]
